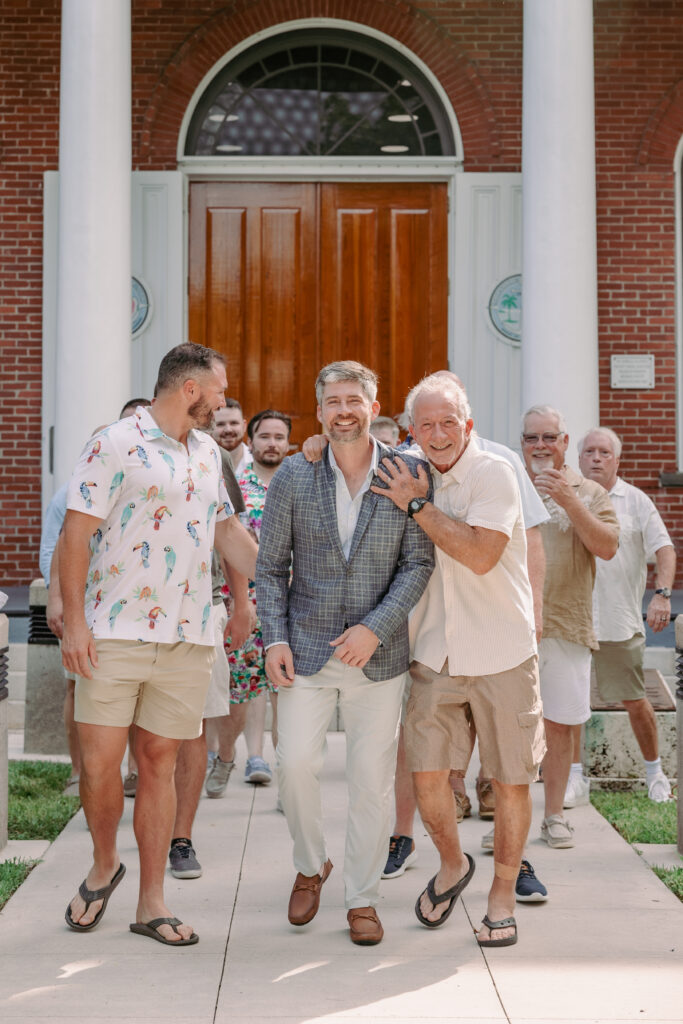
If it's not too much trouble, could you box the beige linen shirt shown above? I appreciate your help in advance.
[539,466,618,650]
[409,440,537,676]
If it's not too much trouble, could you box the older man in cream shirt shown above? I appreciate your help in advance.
[371,373,544,949]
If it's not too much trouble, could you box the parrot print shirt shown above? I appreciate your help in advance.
[66,406,233,646]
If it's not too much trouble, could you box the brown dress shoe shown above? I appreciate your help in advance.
[454,791,472,823]
[476,778,496,819]
[288,859,333,925]
[347,906,384,945]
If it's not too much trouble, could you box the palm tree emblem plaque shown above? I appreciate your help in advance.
[488,274,522,344]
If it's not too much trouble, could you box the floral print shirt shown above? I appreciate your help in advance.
[66,406,232,645]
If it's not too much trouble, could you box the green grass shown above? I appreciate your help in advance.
[8,760,80,841]
[652,866,683,901]
[0,858,36,911]
[590,789,683,903]
[590,790,677,844]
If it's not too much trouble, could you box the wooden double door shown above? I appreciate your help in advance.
[189,181,448,445]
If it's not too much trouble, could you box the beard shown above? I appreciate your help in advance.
[188,396,215,431]
[326,417,366,443]
[256,449,286,466]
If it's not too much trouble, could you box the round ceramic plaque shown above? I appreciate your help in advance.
[131,276,152,337]
[488,274,521,344]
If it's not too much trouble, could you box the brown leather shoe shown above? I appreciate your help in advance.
[347,906,384,945]
[454,791,472,823]
[476,778,496,819]
[288,859,333,925]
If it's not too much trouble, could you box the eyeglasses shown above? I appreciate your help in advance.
[521,432,565,446]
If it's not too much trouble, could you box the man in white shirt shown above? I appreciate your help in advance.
[60,343,258,946]
[373,374,544,948]
[213,398,251,477]
[576,427,675,803]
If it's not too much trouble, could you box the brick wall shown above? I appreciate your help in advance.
[1,0,682,585]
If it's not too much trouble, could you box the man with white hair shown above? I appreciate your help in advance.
[521,406,619,849]
[575,426,675,803]
[374,373,545,947]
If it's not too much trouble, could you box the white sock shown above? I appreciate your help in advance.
[570,762,584,778]
[644,757,662,781]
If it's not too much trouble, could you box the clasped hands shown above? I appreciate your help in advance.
[265,623,381,688]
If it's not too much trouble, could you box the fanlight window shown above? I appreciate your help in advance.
[185,29,455,157]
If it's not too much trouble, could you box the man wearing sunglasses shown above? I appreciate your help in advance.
[520,406,619,850]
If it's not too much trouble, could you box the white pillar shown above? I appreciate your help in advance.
[55,0,131,485]
[522,0,598,458]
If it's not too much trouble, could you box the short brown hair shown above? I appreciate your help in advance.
[155,343,225,395]
[315,361,378,405]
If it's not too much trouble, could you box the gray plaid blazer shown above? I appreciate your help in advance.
[255,443,434,681]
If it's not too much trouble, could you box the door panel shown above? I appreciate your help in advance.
[190,183,318,440]
[320,183,448,428]
[189,181,447,445]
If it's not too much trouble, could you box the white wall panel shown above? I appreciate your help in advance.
[453,173,522,450]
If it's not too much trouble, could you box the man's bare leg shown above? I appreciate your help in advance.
[623,698,659,761]
[173,732,207,841]
[244,691,268,758]
[476,781,531,943]
[68,722,128,925]
[64,679,81,779]
[543,718,572,817]
[133,727,194,942]
[392,727,417,836]
[413,769,470,923]
[209,703,247,761]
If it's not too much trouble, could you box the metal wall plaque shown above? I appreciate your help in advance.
[132,276,152,337]
[610,354,654,390]
[488,274,522,344]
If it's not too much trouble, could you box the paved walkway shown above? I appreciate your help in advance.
[1,733,682,1024]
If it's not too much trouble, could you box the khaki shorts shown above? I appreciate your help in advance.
[404,656,545,785]
[75,638,216,740]
[593,634,646,703]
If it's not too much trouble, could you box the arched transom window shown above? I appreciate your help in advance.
[185,28,455,157]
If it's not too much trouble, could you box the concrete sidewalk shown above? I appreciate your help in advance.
[1,733,682,1024]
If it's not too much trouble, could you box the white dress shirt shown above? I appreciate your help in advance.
[328,440,379,559]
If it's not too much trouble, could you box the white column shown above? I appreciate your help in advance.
[55,0,131,485]
[522,0,598,456]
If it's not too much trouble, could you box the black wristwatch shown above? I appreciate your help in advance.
[407,497,429,518]
[655,587,672,599]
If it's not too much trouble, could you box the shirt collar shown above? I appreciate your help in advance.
[134,405,201,449]
[609,476,626,497]
[328,437,379,480]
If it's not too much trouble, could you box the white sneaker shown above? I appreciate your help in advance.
[563,774,590,808]
[540,814,575,849]
[481,826,495,851]
[648,771,672,803]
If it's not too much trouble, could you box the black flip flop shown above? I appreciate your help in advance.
[476,913,518,947]
[414,853,475,928]
[65,862,126,932]
[130,916,199,946]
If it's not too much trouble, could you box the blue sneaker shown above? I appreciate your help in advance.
[515,859,548,902]
[244,756,272,785]
[382,834,417,878]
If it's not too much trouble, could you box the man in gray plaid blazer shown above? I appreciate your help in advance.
[256,361,434,946]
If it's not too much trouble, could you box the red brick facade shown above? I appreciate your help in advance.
[1,0,681,584]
